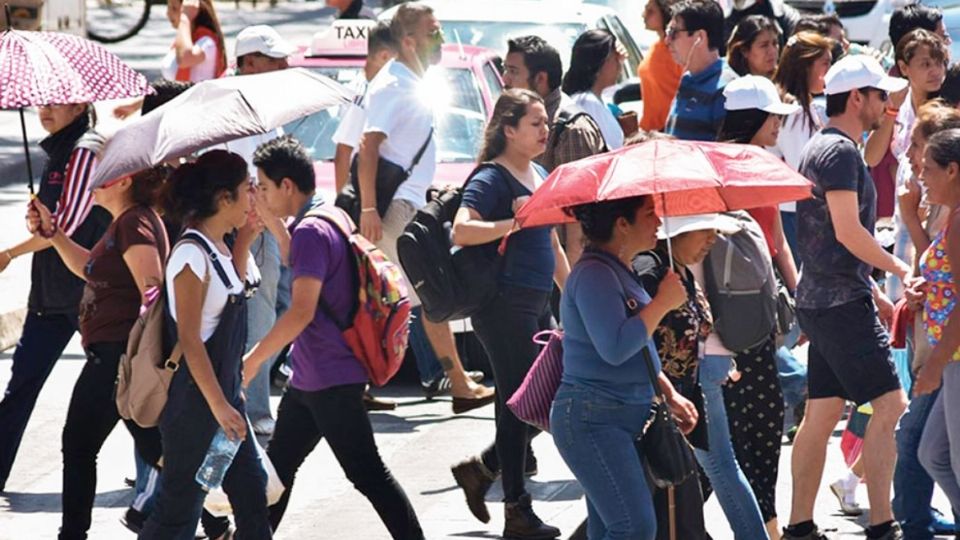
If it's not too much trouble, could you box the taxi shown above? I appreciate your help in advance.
[285,21,504,200]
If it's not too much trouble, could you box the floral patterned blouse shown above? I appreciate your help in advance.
[920,224,960,362]
[634,248,713,384]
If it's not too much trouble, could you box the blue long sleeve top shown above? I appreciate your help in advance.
[560,250,662,404]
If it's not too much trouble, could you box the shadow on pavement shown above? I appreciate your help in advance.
[1,488,132,513]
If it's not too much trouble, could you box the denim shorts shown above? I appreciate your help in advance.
[798,296,902,405]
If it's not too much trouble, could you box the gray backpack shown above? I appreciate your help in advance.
[702,211,778,352]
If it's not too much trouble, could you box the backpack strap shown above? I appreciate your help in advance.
[301,206,359,332]
[162,233,220,372]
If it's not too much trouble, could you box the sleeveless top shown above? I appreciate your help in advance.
[175,26,225,82]
[920,214,960,361]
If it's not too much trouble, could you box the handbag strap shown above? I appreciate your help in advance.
[404,127,435,176]
[583,251,665,401]
[163,233,216,372]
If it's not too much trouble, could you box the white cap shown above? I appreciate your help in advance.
[824,54,908,96]
[723,75,801,115]
[657,213,742,239]
[235,25,295,59]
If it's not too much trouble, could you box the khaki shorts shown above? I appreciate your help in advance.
[375,198,421,307]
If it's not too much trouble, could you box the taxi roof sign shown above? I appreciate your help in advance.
[310,20,378,57]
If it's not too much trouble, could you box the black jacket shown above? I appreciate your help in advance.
[30,114,110,315]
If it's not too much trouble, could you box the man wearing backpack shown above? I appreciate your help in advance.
[501,35,607,266]
[784,55,913,540]
[355,2,494,412]
[244,135,425,538]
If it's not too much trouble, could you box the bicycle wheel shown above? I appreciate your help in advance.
[86,0,151,43]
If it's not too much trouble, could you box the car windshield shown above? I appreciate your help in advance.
[442,21,585,64]
[285,65,487,163]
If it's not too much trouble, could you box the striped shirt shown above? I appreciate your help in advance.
[55,146,97,238]
[665,58,739,142]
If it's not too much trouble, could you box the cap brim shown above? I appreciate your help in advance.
[761,102,801,115]
[875,76,909,93]
[657,214,742,239]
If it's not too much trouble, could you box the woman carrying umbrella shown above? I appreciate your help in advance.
[717,74,801,538]
[550,195,695,540]
[0,103,111,492]
[26,166,169,540]
[161,0,226,82]
[448,89,569,539]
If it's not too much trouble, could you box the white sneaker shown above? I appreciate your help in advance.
[829,478,863,516]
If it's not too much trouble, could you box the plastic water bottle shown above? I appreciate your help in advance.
[195,428,242,491]
[822,0,836,16]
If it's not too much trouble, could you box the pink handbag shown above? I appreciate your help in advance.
[506,330,564,432]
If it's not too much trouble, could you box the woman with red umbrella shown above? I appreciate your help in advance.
[717,74,801,538]
[0,102,111,493]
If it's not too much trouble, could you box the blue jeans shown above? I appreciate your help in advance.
[551,383,656,540]
[408,307,443,385]
[895,387,940,539]
[0,311,79,488]
[244,232,281,423]
[695,355,768,539]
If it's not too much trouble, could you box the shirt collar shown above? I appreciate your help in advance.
[686,58,724,84]
[290,192,325,231]
[545,88,563,122]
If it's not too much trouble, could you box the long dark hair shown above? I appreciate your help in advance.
[478,89,543,162]
[726,15,780,76]
[162,150,247,224]
[561,29,616,96]
[718,108,770,144]
[925,128,960,169]
[773,31,833,133]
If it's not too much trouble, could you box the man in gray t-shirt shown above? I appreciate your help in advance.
[784,56,913,540]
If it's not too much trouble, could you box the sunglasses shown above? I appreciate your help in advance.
[666,25,694,41]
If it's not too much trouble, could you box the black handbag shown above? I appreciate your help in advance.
[636,346,699,489]
[336,128,434,223]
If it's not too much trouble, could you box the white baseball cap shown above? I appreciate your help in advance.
[657,213,742,239]
[235,25,295,59]
[824,54,908,96]
[723,75,801,115]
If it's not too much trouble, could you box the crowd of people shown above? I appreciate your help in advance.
[0,0,959,539]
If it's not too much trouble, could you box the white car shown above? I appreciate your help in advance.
[379,0,645,84]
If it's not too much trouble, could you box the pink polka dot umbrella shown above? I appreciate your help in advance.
[1,5,149,193]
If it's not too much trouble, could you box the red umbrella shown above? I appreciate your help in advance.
[1,7,150,193]
[515,139,813,228]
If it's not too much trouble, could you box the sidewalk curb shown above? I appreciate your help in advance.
[0,308,24,352]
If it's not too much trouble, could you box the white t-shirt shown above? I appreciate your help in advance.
[571,91,623,150]
[160,35,218,82]
[166,230,259,341]
[332,79,369,151]
[772,100,826,212]
[363,60,436,208]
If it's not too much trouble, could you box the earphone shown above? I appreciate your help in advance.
[694,35,703,46]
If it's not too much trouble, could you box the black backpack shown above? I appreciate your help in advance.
[396,163,524,323]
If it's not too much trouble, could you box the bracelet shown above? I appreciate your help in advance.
[361,208,378,214]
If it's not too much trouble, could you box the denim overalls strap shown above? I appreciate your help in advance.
[167,233,249,409]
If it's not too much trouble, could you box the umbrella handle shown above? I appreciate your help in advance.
[17,108,34,195]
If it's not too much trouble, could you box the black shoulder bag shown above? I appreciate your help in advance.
[592,251,698,489]
[337,127,435,223]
